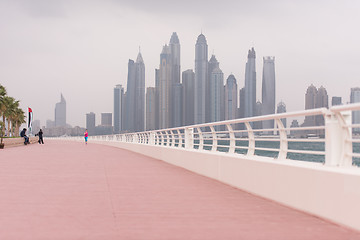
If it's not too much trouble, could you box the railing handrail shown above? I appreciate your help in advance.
[62,103,360,168]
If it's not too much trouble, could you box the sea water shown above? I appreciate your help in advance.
[197,140,360,167]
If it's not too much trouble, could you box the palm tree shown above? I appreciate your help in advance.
[0,85,7,140]
[14,108,25,137]
[0,84,6,118]
[2,96,16,137]
[0,84,6,101]
[8,99,20,137]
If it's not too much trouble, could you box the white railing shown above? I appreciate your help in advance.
[70,103,360,167]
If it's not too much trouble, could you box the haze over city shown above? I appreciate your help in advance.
[1,0,359,127]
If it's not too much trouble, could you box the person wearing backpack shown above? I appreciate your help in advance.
[20,128,30,145]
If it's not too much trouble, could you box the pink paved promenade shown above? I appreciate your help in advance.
[1,140,360,240]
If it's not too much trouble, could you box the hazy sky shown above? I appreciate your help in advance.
[1,0,359,127]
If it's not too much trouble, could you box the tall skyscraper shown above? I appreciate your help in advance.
[124,51,145,133]
[244,48,256,118]
[55,94,66,127]
[101,113,112,126]
[210,66,224,123]
[169,33,182,127]
[169,32,181,85]
[315,86,328,109]
[207,54,219,122]
[194,33,208,124]
[254,101,263,130]
[315,86,328,126]
[303,84,328,136]
[225,74,238,120]
[134,52,145,132]
[159,45,172,129]
[303,84,318,126]
[86,112,95,135]
[350,87,360,133]
[124,59,136,132]
[154,69,160,130]
[146,87,156,130]
[173,83,183,127]
[239,87,245,119]
[114,84,124,134]
[262,57,276,132]
[182,69,195,126]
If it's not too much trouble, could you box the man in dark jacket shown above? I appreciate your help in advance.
[20,128,29,145]
[35,129,44,144]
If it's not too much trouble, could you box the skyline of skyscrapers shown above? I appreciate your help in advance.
[102,31,359,137]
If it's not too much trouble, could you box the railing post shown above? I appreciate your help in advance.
[177,129,182,148]
[169,130,173,147]
[325,110,352,166]
[154,132,159,145]
[149,132,155,145]
[210,126,217,152]
[245,122,255,156]
[226,124,235,154]
[197,127,204,150]
[185,128,193,149]
[276,119,288,160]
[158,131,162,145]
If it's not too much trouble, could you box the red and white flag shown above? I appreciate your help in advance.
[28,107,33,133]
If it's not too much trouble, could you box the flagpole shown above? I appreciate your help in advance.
[26,106,29,134]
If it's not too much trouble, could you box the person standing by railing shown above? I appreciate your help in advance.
[84,129,88,145]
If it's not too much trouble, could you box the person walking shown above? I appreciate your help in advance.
[84,129,88,144]
[35,129,44,144]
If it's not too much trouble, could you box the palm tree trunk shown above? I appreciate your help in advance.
[7,120,10,137]
[2,115,5,138]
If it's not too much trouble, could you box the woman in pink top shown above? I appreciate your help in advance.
[84,129,88,144]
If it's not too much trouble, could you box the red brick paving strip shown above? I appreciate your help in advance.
[0,140,359,240]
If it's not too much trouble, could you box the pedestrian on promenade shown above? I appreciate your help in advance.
[84,129,88,144]
[35,129,44,144]
[20,128,29,145]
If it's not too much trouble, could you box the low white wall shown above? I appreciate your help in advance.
[94,140,360,231]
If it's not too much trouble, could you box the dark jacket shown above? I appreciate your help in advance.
[20,129,26,137]
[36,130,43,138]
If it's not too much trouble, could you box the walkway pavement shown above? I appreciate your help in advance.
[0,140,359,239]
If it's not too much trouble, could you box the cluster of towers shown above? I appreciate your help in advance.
[114,32,279,133]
